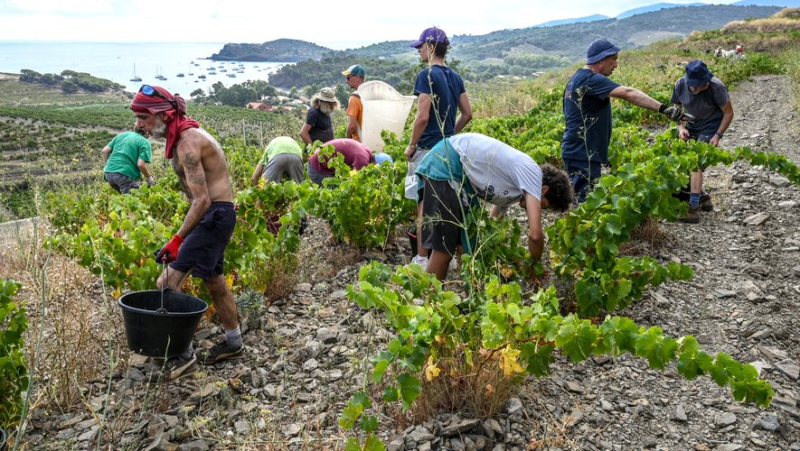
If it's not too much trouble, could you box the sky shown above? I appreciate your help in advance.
[0,0,739,49]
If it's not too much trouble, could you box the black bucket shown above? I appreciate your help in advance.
[118,290,208,358]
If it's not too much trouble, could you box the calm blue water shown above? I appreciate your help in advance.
[0,42,291,95]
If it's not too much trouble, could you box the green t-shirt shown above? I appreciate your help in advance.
[103,132,152,180]
[258,137,303,166]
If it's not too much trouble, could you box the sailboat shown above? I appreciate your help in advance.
[130,64,142,82]
[155,66,167,81]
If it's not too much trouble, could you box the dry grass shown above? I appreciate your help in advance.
[411,350,520,422]
[0,222,123,412]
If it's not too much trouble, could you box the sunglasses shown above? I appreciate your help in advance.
[139,85,177,106]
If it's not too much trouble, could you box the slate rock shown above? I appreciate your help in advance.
[753,415,780,432]
[441,419,481,437]
[177,440,210,451]
[507,398,523,414]
[774,359,799,381]
[715,412,737,427]
[671,405,688,422]
[743,213,770,226]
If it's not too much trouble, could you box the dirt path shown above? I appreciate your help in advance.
[520,74,800,450]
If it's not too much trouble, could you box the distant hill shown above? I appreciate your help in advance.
[733,0,799,6]
[448,5,783,61]
[215,4,785,89]
[616,2,705,19]
[211,38,332,62]
[535,14,610,27]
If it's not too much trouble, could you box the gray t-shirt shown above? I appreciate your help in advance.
[450,133,543,208]
[670,77,729,135]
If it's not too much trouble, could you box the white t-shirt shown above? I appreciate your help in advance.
[449,133,543,208]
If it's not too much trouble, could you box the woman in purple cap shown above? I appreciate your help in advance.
[404,26,473,268]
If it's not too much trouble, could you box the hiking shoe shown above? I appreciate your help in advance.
[148,355,198,383]
[411,254,429,268]
[700,193,713,212]
[678,207,701,224]
[197,341,244,365]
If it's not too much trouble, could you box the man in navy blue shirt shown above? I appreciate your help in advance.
[562,38,688,203]
[404,26,473,267]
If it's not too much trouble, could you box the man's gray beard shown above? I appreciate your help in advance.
[318,102,333,115]
[151,117,167,139]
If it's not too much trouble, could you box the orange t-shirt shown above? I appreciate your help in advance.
[346,94,363,142]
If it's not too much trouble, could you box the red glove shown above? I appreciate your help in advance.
[155,234,184,263]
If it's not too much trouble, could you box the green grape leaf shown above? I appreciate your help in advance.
[676,337,714,380]
[364,434,386,451]
[345,437,361,451]
[382,385,399,403]
[397,373,422,409]
[730,379,774,408]
[599,316,639,355]
[634,327,678,370]
[361,415,379,433]
[555,317,598,363]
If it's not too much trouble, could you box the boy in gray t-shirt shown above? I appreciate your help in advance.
[415,133,574,280]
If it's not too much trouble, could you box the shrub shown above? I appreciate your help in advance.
[0,279,28,429]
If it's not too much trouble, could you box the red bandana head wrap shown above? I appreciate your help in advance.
[130,86,200,159]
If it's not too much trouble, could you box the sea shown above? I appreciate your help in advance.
[0,41,291,95]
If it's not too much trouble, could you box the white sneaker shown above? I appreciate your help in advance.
[411,254,429,268]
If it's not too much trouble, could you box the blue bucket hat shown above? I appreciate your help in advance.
[410,27,448,48]
[374,153,393,165]
[586,38,621,64]
[685,60,713,87]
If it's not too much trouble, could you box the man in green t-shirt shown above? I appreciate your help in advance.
[102,130,154,193]
[250,136,304,186]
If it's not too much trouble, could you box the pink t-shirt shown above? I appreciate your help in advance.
[308,138,374,175]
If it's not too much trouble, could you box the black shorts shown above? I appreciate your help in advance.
[170,202,236,280]
[421,178,467,255]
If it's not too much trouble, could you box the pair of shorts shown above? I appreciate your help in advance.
[562,158,602,204]
[421,177,468,255]
[404,147,429,200]
[170,202,236,281]
[307,162,333,186]
[104,172,140,194]
[264,153,304,184]
[687,133,713,171]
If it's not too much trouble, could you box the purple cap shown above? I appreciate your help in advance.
[410,27,448,48]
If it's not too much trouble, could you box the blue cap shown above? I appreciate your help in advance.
[410,27,448,48]
[374,153,393,165]
[685,60,713,87]
[586,38,621,64]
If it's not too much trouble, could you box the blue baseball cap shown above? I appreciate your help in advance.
[410,27,448,48]
[685,60,713,87]
[374,153,393,165]
[586,38,621,64]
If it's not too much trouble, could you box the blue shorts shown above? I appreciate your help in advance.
[170,202,236,280]
[563,158,602,204]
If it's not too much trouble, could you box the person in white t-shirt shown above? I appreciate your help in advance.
[414,133,574,280]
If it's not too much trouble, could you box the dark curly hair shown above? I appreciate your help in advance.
[541,164,574,212]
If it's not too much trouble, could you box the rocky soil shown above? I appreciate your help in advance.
[5,75,800,450]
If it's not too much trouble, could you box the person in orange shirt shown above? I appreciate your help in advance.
[342,64,365,142]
